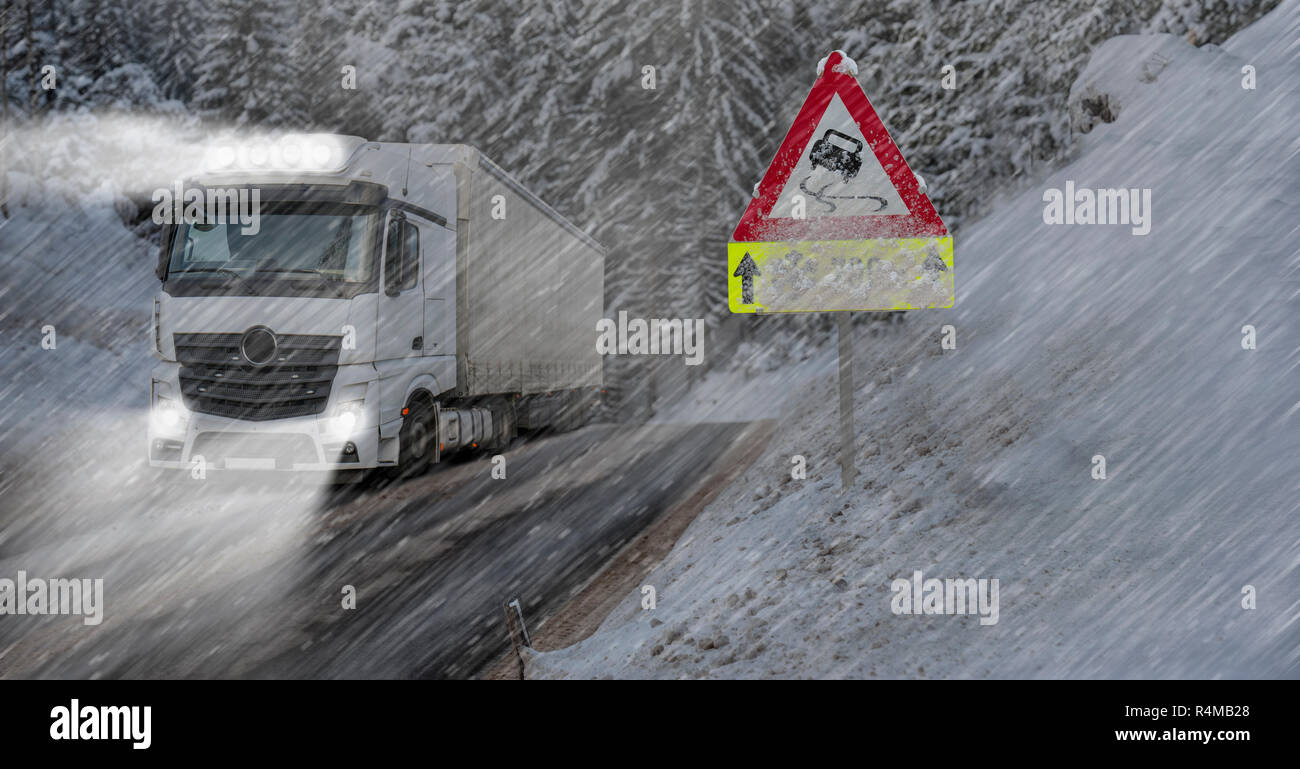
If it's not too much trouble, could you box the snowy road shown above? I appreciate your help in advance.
[0,419,757,679]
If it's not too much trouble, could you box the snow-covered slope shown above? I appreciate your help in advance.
[529,0,1300,679]
[0,202,157,461]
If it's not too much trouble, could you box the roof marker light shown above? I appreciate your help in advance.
[201,135,355,174]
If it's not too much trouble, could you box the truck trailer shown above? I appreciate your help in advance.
[148,134,605,476]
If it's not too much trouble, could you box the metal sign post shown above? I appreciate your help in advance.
[837,313,857,492]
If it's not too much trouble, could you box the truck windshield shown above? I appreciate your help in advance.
[164,202,380,298]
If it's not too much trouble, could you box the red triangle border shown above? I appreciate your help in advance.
[731,52,948,242]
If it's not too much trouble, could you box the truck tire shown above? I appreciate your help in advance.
[395,398,435,478]
[487,398,516,451]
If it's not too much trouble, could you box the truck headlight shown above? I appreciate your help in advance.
[150,379,187,436]
[151,396,186,435]
[328,401,365,438]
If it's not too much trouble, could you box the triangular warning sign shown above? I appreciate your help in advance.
[727,51,953,314]
[733,51,947,242]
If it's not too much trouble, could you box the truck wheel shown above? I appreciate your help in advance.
[395,399,435,478]
[488,398,516,451]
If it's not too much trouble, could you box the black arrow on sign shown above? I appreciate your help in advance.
[733,252,760,304]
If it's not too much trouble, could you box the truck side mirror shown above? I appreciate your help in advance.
[156,226,173,282]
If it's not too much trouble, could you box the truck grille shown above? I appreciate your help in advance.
[175,332,341,421]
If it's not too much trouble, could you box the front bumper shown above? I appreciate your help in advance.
[147,362,386,472]
[148,413,381,471]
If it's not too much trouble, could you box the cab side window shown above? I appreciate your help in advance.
[384,214,420,295]
[401,223,419,291]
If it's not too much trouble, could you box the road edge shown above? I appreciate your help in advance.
[480,419,778,679]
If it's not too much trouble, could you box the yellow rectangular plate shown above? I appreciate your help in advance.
[728,237,954,313]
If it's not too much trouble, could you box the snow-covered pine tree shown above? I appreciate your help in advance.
[295,0,381,136]
[149,0,198,102]
[192,0,310,127]
[375,0,515,145]
[479,0,586,205]
[1,1,10,120]
[78,0,138,75]
[1,0,9,218]
[569,0,790,324]
[369,1,440,141]
[1148,0,1283,42]
[22,0,39,112]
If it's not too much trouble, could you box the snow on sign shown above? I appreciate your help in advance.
[728,51,953,313]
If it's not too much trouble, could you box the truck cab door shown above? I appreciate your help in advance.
[376,211,424,362]
[419,221,455,356]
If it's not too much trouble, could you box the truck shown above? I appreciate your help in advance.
[148,134,605,477]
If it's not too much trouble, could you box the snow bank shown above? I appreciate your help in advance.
[529,0,1300,679]
[1068,33,1234,134]
[649,344,836,425]
[0,203,157,461]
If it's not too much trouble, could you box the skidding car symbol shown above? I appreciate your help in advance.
[809,129,863,182]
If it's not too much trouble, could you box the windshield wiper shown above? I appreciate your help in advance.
[253,267,347,297]
[254,267,328,277]
[176,267,259,295]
